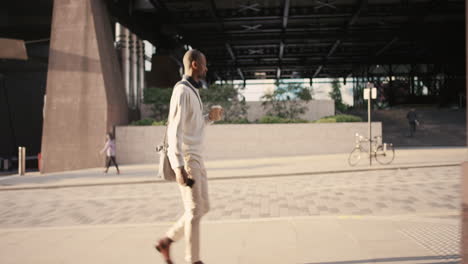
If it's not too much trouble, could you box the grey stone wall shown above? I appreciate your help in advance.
[116,122,382,164]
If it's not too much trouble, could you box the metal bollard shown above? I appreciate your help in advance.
[18,147,26,175]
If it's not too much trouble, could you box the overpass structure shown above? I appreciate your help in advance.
[109,0,464,107]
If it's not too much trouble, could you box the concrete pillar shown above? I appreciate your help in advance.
[41,0,128,173]
[116,23,136,108]
[130,33,138,109]
[138,39,145,105]
[118,24,130,106]
[115,23,123,56]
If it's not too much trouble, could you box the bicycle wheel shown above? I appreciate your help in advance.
[348,148,361,166]
[376,144,395,165]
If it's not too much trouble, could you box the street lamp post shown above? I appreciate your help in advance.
[364,82,377,166]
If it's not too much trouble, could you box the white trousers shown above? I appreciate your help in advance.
[166,155,210,263]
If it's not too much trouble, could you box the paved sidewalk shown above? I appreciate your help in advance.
[0,147,465,190]
[0,215,460,264]
[0,148,463,264]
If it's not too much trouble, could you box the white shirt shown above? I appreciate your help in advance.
[167,80,212,169]
[102,140,116,157]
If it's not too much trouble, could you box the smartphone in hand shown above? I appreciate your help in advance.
[186,178,195,188]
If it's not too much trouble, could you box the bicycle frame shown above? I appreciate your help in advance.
[353,134,387,158]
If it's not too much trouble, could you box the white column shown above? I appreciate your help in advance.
[116,23,130,106]
[138,38,145,106]
[130,33,138,108]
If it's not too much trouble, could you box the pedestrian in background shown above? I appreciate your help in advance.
[100,132,120,174]
[406,108,419,137]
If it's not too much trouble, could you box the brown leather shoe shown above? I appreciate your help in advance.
[155,237,173,264]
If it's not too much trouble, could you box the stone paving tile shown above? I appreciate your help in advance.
[0,166,460,228]
[398,221,461,263]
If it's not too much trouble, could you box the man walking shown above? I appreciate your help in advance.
[155,49,223,264]
[406,108,418,137]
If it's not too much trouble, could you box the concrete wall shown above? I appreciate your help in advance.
[41,0,128,173]
[140,100,335,122]
[116,122,382,164]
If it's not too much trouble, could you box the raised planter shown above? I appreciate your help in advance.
[116,122,382,164]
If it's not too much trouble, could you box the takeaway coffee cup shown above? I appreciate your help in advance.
[210,105,223,121]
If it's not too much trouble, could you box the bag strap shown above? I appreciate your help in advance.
[179,80,202,110]
[160,80,203,149]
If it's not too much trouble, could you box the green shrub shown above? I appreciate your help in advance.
[259,115,308,124]
[143,87,173,120]
[130,119,166,126]
[314,114,362,123]
[130,118,156,126]
[215,118,250,124]
[335,114,362,122]
[151,120,167,126]
[314,117,337,123]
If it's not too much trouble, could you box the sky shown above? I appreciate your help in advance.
[231,78,354,106]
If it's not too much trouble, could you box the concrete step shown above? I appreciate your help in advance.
[348,107,466,147]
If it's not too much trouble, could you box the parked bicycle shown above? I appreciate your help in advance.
[348,133,395,166]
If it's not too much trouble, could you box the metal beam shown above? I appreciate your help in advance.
[277,0,290,80]
[148,0,165,9]
[150,0,463,81]
[327,40,341,58]
[173,4,463,25]
[346,0,368,29]
[210,55,441,69]
[237,68,245,80]
[206,0,245,81]
[225,43,236,60]
[313,66,323,78]
[375,37,399,56]
[207,0,224,32]
[184,26,445,45]
[279,42,285,60]
[282,0,291,29]
[315,0,367,77]
[315,0,337,10]
[215,52,374,60]
[239,3,261,12]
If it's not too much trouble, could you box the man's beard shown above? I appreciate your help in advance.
[198,71,206,80]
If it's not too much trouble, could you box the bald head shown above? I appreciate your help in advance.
[183,49,203,69]
[183,49,207,81]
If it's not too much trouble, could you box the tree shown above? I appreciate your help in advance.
[261,81,313,119]
[200,83,249,123]
[329,79,348,113]
[143,87,173,121]
[143,83,249,123]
